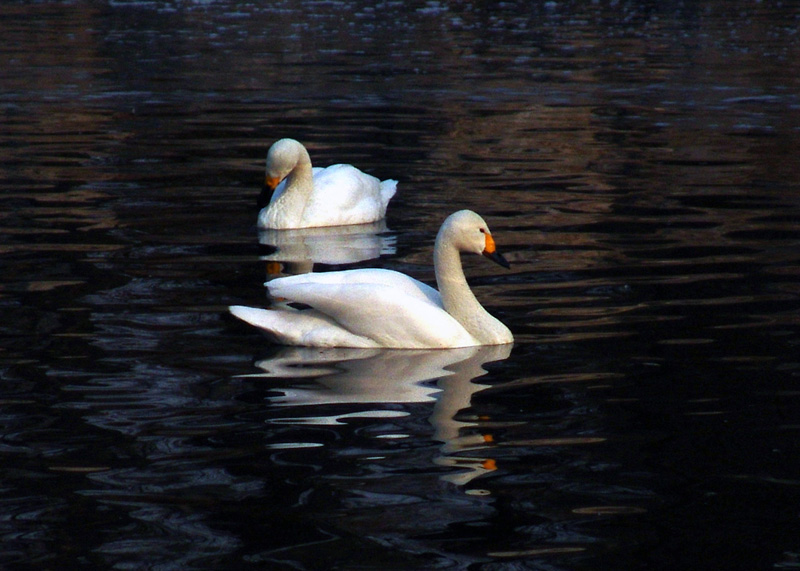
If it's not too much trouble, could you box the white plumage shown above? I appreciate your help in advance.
[230,210,513,349]
[258,138,397,229]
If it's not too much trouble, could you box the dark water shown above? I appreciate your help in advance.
[2,1,800,569]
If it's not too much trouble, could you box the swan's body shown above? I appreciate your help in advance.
[230,210,513,349]
[258,138,397,229]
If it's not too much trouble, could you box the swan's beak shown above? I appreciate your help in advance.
[258,185,271,209]
[482,233,511,269]
[265,175,282,191]
[258,175,283,209]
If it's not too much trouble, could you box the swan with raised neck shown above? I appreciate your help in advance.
[230,210,513,348]
[434,210,513,345]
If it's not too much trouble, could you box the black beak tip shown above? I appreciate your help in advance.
[486,250,511,269]
[258,185,272,209]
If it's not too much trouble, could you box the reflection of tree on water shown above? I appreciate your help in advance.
[240,343,512,487]
[258,220,396,277]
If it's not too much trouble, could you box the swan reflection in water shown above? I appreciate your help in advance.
[258,220,396,276]
[240,344,512,487]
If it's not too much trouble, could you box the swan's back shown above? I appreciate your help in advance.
[244,269,476,348]
[268,269,440,307]
[301,165,397,226]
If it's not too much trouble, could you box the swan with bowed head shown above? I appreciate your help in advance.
[230,210,514,348]
[258,138,397,229]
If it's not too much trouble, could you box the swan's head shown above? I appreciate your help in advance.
[264,138,307,191]
[440,210,510,269]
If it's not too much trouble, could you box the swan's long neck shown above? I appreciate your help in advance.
[434,233,510,345]
[266,146,314,228]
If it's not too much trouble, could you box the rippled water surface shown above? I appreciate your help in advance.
[2,1,800,569]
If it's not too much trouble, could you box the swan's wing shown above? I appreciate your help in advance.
[304,164,396,226]
[268,268,442,307]
[229,305,380,348]
[267,280,478,349]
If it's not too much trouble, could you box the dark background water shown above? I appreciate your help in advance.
[2,1,800,569]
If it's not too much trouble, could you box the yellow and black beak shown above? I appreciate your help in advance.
[258,175,283,209]
[482,233,510,269]
[264,175,282,191]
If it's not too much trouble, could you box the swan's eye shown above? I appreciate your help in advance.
[479,228,486,234]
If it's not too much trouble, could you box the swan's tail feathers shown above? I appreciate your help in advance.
[230,306,281,333]
[229,305,303,345]
[228,305,379,348]
[380,179,398,212]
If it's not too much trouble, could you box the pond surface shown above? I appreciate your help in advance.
[2,1,800,569]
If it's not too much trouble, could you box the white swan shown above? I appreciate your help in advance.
[230,210,514,348]
[258,138,397,229]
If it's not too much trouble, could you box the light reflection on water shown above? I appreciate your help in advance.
[244,345,511,489]
[258,220,397,276]
[1,0,800,570]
